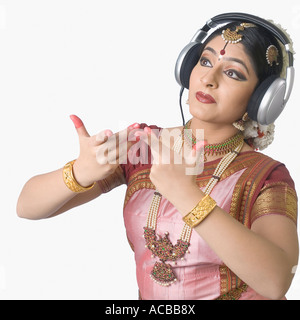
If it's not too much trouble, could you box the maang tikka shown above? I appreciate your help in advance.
[219,23,256,59]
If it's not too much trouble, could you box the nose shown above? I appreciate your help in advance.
[200,68,219,89]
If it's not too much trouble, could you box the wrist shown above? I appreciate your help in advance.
[63,160,95,192]
[171,184,205,216]
[72,160,94,187]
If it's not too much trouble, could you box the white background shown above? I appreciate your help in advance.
[0,0,300,299]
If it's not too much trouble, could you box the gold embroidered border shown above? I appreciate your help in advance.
[124,168,156,208]
[124,152,262,206]
[251,182,297,225]
[229,154,280,227]
[219,265,245,296]
[221,153,280,299]
[216,283,248,300]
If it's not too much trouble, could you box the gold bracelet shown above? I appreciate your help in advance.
[63,160,95,193]
[183,194,217,228]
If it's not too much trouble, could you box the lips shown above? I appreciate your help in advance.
[196,91,216,104]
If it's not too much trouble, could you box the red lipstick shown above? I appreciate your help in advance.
[196,91,216,104]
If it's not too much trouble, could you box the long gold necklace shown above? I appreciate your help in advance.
[143,129,244,286]
[184,119,244,161]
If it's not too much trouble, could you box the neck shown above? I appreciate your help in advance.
[189,117,240,145]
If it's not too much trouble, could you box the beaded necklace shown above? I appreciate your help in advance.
[143,127,244,286]
[184,119,244,161]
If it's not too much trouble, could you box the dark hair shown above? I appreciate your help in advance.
[201,22,283,84]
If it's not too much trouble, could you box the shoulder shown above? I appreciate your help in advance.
[252,151,295,190]
[237,150,295,188]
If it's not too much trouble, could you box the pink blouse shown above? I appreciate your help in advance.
[105,124,297,300]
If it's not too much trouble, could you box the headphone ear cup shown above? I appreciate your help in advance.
[247,75,286,124]
[175,42,202,89]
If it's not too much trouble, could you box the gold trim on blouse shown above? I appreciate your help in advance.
[251,182,297,225]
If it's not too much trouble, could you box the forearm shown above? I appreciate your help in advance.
[196,206,293,298]
[171,186,296,299]
[17,168,79,220]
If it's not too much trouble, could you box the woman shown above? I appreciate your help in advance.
[17,14,298,300]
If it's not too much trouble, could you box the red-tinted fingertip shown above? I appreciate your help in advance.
[104,129,114,137]
[70,115,84,129]
[128,123,141,130]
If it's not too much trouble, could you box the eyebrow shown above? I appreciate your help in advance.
[203,47,250,75]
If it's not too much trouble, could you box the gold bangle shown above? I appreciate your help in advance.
[63,160,95,193]
[183,194,217,228]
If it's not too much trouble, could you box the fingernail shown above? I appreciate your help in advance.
[70,115,83,129]
[128,123,140,130]
[144,126,152,134]
[104,129,113,137]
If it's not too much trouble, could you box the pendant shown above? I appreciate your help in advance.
[150,261,177,286]
[144,227,190,287]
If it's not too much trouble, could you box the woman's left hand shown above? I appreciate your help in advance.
[135,127,205,206]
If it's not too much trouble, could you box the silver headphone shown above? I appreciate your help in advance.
[175,12,295,125]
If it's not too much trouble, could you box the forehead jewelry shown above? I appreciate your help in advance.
[219,22,256,60]
[266,45,280,66]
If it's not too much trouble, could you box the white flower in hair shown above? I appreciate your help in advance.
[243,120,275,151]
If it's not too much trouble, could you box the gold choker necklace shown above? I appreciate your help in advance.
[183,119,244,161]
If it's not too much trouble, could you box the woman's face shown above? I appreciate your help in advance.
[188,35,259,126]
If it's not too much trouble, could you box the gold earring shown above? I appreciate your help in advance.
[233,112,249,131]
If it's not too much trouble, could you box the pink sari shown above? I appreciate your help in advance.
[102,124,297,300]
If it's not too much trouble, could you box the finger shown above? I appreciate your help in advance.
[135,128,161,164]
[185,140,206,176]
[70,115,90,138]
[95,129,114,144]
[96,125,140,164]
[127,122,141,131]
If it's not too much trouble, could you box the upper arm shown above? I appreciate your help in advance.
[251,214,299,267]
[251,180,299,267]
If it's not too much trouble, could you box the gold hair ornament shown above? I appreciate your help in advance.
[266,45,280,66]
[219,23,256,59]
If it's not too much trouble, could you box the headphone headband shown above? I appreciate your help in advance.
[190,13,293,66]
[209,13,291,45]
[175,12,295,125]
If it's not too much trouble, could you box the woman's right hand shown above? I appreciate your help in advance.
[70,115,140,187]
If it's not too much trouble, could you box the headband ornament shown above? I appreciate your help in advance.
[219,22,256,59]
[266,45,280,66]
